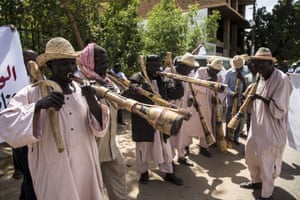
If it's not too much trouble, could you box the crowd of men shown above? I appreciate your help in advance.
[0,33,293,200]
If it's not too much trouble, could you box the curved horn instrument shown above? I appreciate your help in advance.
[68,73,183,136]
[214,92,227,152]
[107,73,191,120]
[158,71,227,93]
[163,52,174,72]
[27,60,44,83]
[28,61,65,153]
[227,77,241,148]
[32,80,65,153]
[227,74,260,131]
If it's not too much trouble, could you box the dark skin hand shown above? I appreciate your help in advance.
[81,83,103,127]
[249,94,270,105]
[35,92,65,112]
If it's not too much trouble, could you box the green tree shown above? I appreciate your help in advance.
[254,0,300,62]
[185,6,221,53]
[0,0,100,52]
[141,1,220,58]
[98,0,142,75]
[141,0,188,58]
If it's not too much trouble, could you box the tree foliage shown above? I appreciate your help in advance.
[254,0,300,62]
[142,1,220,58]
[0,0,99,52]
[98,0,142,75]
[0,0,141,75]
[185,6,220,53]
[1,0,220,74]
[141,0,188,57]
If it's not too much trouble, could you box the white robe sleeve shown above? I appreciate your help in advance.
[0,86,41,148]
[269,77,293,119]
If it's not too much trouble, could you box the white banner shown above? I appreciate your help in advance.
[287,73,300,151]
[0,26,30,143]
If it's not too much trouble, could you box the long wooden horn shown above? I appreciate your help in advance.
[28,61,65,153]
[69,73,183,136]
[158,71,227,93]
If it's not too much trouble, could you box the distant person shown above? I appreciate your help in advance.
[192,57,224,157]
[165,53,198,166]
[243,58,258,133]
[110,62,128,81]
[224,55,247,146]
[240,47,293,200]
[278,60,289,73]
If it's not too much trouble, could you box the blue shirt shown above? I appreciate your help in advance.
[110,69,128,80]
[224,67,247,106]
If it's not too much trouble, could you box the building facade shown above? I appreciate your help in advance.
[137,0,253,57]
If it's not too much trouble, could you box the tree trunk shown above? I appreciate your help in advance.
[60,0,84,49]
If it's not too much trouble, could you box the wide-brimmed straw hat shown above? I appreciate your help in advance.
[208,58,223,71]
[178,53,199,67]
[36,37,81,67]
[250,47,276,63]
[230,55,244,69]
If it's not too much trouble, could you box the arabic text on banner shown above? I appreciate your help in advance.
[0,26,30,143]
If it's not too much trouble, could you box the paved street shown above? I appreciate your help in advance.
[1,112,300,200]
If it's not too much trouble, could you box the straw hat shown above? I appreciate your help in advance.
[207,56,216,65]
[36,37,80,67]
[178,53,199,67]
[208,57,223,71]
[250,47,276,62]
[230,55,244,69]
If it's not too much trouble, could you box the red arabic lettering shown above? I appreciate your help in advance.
[0,65,17,89]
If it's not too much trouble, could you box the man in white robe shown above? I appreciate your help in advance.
[79,43,128,200]
[224,55,247,146]
[166,53,198,166]
[191,58,224,157]
[240,47,293,200]
[0,37,110,200]
[125,55,183,186]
